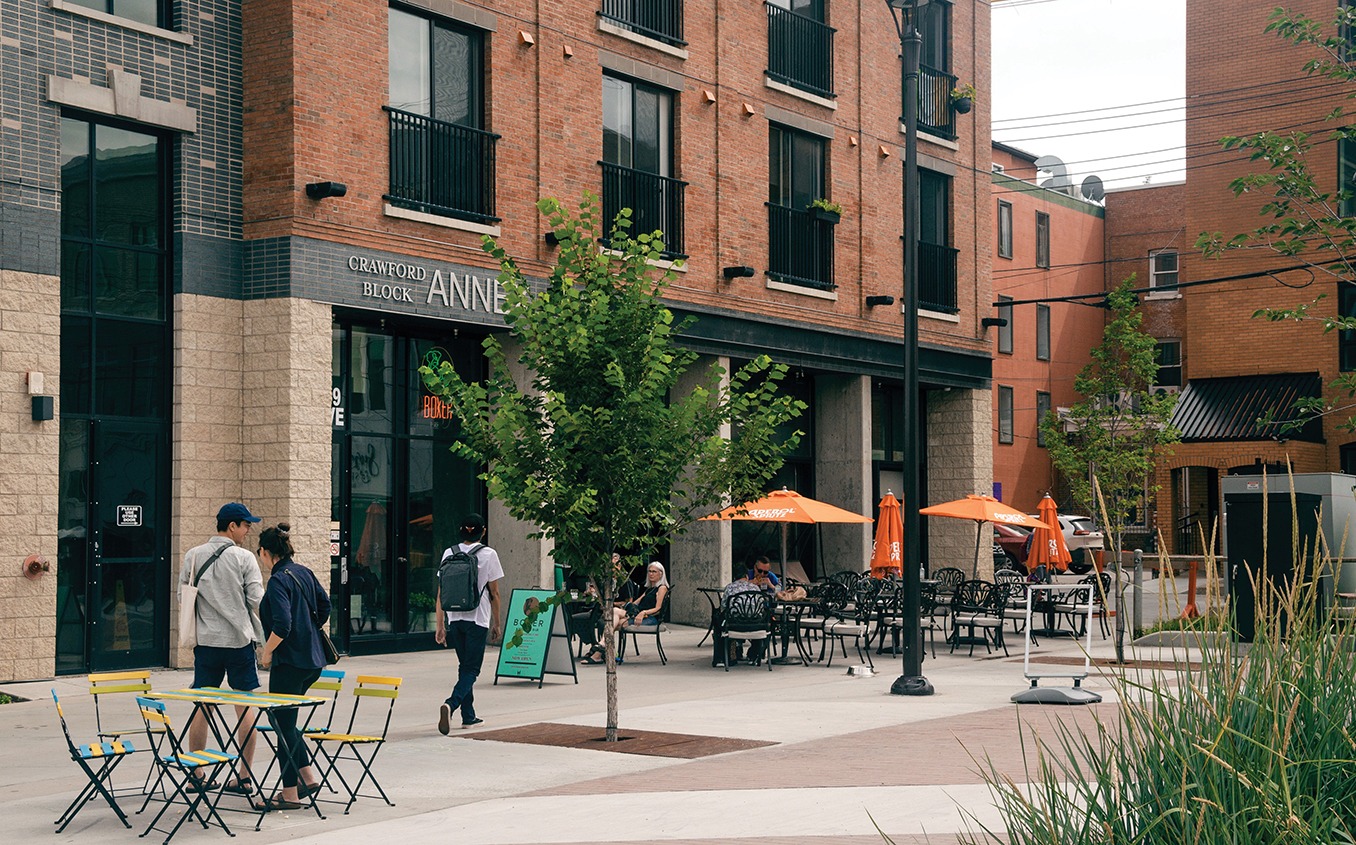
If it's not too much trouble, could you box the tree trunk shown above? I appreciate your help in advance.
[601,578,618,742]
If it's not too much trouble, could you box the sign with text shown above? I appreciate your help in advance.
[494,589,577,688]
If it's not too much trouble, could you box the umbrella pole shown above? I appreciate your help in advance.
[780,523,788,583]
[972,525,983,579]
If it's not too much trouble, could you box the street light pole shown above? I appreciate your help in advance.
[887,0,933,697]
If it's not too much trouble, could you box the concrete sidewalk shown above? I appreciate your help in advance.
[3,621,1174,845]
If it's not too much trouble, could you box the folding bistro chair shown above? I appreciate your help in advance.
[52,689,140,833]
[134,696,237,845]
[307,675,401,814]
[89,670,166,797]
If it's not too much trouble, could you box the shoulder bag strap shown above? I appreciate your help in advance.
[191,544,230,587]
[284,567,323,627]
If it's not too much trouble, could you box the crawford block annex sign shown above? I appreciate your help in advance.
[345,254,508,315]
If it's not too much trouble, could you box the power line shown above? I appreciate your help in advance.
[992,262,1322,309]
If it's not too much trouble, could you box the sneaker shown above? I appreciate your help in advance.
[437,703,452,736]
[461,717,484,729]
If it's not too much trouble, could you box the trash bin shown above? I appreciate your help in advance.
[553,563,567,592]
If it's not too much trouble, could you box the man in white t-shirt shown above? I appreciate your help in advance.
[435,513,503,733]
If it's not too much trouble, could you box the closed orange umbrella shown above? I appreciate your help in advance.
[919,494,1050,578]
[702,488,873,579]
[869,492,904,579]
[1028,494,1072,574]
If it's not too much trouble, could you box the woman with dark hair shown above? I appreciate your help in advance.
[256,523,329,811]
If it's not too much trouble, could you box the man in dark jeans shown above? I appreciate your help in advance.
[435,514,503,734]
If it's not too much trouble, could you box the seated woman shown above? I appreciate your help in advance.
[582,562,669,664]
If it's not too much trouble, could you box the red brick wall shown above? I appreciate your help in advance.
[242,0,991,353]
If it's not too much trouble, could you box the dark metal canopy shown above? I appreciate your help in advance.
[1170,372,1324,443]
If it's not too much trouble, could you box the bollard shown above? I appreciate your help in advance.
[1133,548,1144,635]
[1180,559,1200,619]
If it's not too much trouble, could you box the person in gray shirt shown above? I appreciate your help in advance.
[180,502,266,794]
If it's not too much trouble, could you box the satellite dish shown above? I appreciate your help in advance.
[1034,155,1075,197]
[1081,175,1105,203]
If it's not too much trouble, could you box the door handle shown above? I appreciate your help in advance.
[341,556,348,585]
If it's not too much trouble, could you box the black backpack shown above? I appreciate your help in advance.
[437,544,485,613]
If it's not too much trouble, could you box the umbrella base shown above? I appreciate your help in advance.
[889,674,934,696]
[770,655,803,666]
[1011,685,1102,706]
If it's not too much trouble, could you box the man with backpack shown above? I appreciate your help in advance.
[435,513,503,734]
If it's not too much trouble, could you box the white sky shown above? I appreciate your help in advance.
[991,0,1186,193]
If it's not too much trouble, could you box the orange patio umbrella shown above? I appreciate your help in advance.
[1028,494,1072,574]
[869,492,904,579]
[919,494,1050,578]
[702,488,873,579]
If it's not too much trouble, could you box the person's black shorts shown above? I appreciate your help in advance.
[192,644,260,691]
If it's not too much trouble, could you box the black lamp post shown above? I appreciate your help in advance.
[887,0,933,697]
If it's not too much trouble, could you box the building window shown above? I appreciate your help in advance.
[1035,212,1050,269]
[1036,391,1051,447]
[65,0,165,28]
[918,168,957,313]
[1036,304,1050,361]
[601,74,685,256]
[917,0,954,139]
[386,7,499,222]
[766,0,835,98]
[1340,134,1356,219]
[1343,441,1356,476]
[997,295,1013,355]
[998,385,1014,445]
[1342,283,1356,372]
[997,200,1012,259]
[1150,249,1179,293]
[599,0,685,47]
[767,124,834,289]
[1155,340,1182,387]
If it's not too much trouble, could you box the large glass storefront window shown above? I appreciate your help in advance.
[332,321,485,654]
[57,117,170,673]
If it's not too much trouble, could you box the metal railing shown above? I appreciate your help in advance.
[918,64,956,140]
[766,3,835,98]
[918,242,958,313]
[768,203,835,290]
[598,0,685,47]
[599,162,687,257]
[384,107,500,223]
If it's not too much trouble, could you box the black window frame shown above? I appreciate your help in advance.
[1155,340,1183,387]
[64,0,168,28]
[769,123,825,210]
[1342,282,1356,373]
[998,385,1014,445]
[1035,211,1050,269]
[1036,304,1050,362]
[1036,391,1051,448]
[1340,132,1356,219]
[997,295,1013,355]
[600,72,685,257]
[997,199,1012,259]
[767,123,834,289]
[388,6,485,128]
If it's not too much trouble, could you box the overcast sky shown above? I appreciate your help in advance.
[991,0,1186,194]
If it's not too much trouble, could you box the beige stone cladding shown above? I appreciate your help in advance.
[927,386,995,580]
[814,374,872,572]
[0,270,61,682]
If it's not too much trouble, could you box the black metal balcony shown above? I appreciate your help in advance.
[767,203,835,291]
[599,161,687,258]
[598,0,685,47]
[766,3,835,99]
[918,241,958,313]
[918,64,957,140]
[384,106,500,223]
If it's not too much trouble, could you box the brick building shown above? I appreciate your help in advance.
[989,142,1106,516]
[0,0,994,679]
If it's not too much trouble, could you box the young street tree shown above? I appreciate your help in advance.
[420,193,804,741]
[1039,279,1180,662]
[1195,5,1356,432]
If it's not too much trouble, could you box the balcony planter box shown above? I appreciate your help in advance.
[810,208,841,225]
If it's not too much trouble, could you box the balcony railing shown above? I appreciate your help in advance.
[768,203,835,290]
[384,107,500,223]
[598,0,685,47]
[918,64,957,140]
[766,3,835,99]
[599,161,687,258]
[918,241,958,313]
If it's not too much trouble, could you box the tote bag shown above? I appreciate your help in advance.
[178,545,229,649]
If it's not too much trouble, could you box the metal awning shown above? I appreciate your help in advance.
[1170,372,1324,443]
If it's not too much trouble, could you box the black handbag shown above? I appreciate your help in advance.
[286,568,340,665]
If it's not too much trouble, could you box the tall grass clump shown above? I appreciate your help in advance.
[963,528,1356,843]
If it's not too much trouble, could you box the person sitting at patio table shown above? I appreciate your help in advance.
[716,559,778,664]
[582,562,669,665]
[742,556,780,593]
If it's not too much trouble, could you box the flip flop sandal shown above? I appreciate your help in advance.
[255,796,304,813]
[220,778,255,795]
[297,782,322,799]
[185,774,221,793]
[580,655,601,665]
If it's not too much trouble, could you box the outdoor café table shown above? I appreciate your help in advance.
[771,599,819,665]
[696,587,724,647]
[145,687,327,827]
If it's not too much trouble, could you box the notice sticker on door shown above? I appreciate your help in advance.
[116,505,142,527]
[330,542,341,557]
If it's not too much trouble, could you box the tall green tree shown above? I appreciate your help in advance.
[1039,279,1180,661]
[420,193,804,740]
[1195,5,1356,431]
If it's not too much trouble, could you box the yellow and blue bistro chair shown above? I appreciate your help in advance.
[134,696,237,845]
[307,675,401,814]
[52,688,140,833]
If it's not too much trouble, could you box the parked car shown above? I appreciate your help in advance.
[993,523,1031,570]
[1028,513,1105,575]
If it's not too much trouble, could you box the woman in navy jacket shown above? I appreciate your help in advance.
[257,523,330,811]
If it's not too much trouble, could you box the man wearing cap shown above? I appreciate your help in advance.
[180,502,267,793]
[435,513,503,733]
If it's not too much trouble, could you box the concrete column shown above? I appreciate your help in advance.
[926,386,994,579]
[0,270,61,682]
[668,355,731,627]
[814,374,872,573]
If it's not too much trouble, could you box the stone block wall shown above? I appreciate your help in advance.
[927,386,994,579]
